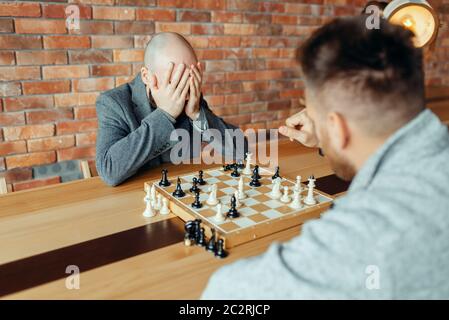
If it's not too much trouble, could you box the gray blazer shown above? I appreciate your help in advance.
[95,74,245,186]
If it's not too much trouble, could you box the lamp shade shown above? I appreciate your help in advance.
[383,0,439,47]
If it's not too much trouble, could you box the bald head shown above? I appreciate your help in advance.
[144,32,197,78]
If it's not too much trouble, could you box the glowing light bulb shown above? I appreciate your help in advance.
[402,18,414,28]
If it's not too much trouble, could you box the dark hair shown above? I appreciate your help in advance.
[299,16,425,134]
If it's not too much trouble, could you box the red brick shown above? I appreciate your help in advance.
[42,4,92,19]
[0,158,4,171]
[205,60,236,72]
[56,120,98,135]
[0,168,32,183]
[70,21,113,35]
[0,66,40,81]
[69,50,112,64]
[42,65,88,80]
[113,49,144,62]
[196,49,224,60]
[134,35,152,48]
[136,8,176,21]
[253,48,281,58]
[191,24,223,35]
[73,78,114,92]
[280,89,304,99]
[158,0,193,8]
[0,112,25,126]
[259,2,285,13]
[91,36,133,49]
[44,36,90,49]
[13,176,60,192]
[0,82,21,96]
[0,51,15,65]
[3,124,54,141]
[186,35,208,48]
[211,11,242,23]
[243,13,271,24]
[193,0,225,10]
[255,70,284,80]
[155,22,191,34]
[208,36,240,48]
[0,35,42,49]
[273,15,298,25]
[285,3,312,15]
[223,114,251,127]
[27,136,75,152]
[178,10,210,22]
[26,109,73,124]
[115,21,155,35]
[6,150,56,169]
[115,76,134,87]
[15,19,67,34]
[91,64,131,76]
[224,24,257,35]
[57,146,95,161]
[0,19,14,33]
[226,0,257,11]
[0,2,41,17]
[22,80,70,95]
[251,111,278,122]
[76,131,97,146]
[226,71,256,82]
[3,96,54,112]
[93,7,135,20]
[224,93,254,105]
[267,100,291,111]
[74,106,97,120]
[116,0,155,5]
[0,141,27,156]
[16,51,67,65]
[54,92,99,107]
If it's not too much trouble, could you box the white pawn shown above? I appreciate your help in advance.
[151,184,156,203]
[290,190,302,209]
[143,185,151,203]
[243,152,252,175]
[270,178,282,199]
[234,190,242,208]
[154,194,162,210]
[214,203,225,222]
[206,184,219,206]
[160,198,171,215]
[238,176,246,199]
[280,186,291,203]
[294,176,302,193]
[143,199,156,217]
[304,175,317,205]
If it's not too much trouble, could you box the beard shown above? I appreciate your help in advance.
[320,128,357,182]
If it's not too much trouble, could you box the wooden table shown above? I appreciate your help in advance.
[0,140,341,299]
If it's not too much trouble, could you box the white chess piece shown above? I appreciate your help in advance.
[234,190,242,208]
[154,194,162,210]
[214,203,225,222]
[206,184,219,206]
[269,178,282,199]
[160,198,171,215]
[143,185,151,203]
[238,176,246,199]
[290,190,302,209]
[243,152,252,175]
[142,199,156,217]
[304,175,317,205]
[280,186,291,203]
[294,176,302,193]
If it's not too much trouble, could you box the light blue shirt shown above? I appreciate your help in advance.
[202,109,449,299]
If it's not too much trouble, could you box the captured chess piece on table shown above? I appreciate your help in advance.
[159,169,171,187]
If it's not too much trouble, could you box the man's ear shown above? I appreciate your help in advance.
[140,67,151,86]
[327,112,350,151]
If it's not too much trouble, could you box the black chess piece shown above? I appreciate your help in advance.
[230,164,240,177]
[227,194,240,218]
[197,170,206,185]
[206,229,217,252]
[196,227,206,247]
[237,160,245,169]
[190,177,200,193]
[215,239,228,258]
[252,165,261,179]
[184,232,193,246]
[249,167,261,187]
[223,164,232,171]
[193,219,202,239]
[159,169,171,187]
[272,166,281,180]
[191,190,202,209]
[172,177,186,198]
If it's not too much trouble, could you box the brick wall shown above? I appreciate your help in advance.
[0,0,448,192]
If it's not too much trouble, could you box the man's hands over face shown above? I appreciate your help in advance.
[148,62,203,120]
[278,108,319,148]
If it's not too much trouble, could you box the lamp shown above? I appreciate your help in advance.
[383,0,439,48]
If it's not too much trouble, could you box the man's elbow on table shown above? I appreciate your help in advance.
[96,154,131,187]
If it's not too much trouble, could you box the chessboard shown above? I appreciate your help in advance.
[144,164,334,249]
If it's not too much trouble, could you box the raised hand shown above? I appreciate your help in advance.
[185,62,203,121]
[279,108,319,148]
[148,62,191,119]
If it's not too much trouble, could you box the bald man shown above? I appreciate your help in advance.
[95,33,245,186]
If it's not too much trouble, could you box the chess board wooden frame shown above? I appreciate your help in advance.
[144,166,334,249]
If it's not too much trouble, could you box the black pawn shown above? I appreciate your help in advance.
[272,166,281,180]
[172,177,185,198]
[191,190,202,209]
[215,239,228,258]
[252,165,261,179]
[197,170,206,185]
[190,177,200,193]
[230,164,240,177]
[223,164,232,171]
[196,228,206,247]
[237,160,245,169]
[227,194,240,218]
[159,169,171,187]
[206,229,217,252]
